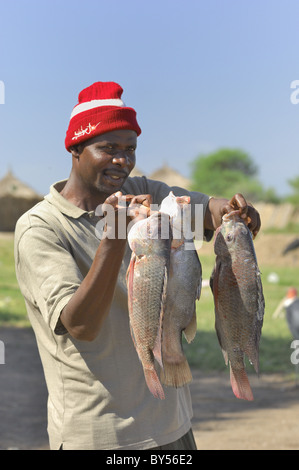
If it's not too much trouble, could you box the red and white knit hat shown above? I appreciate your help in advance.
[65,81,141,151]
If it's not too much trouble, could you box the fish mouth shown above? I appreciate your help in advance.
[222,209,241,222]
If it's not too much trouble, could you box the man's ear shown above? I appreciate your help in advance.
[69,145,81,159]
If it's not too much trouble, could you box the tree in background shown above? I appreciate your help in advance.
[190,148,280,203]
[285,176,299,205]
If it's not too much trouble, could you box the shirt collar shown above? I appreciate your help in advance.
[45,177,137,219]
[44,179,93,219]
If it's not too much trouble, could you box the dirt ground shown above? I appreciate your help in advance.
[0,326,299,451]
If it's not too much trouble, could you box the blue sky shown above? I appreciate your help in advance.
[0,0,298,196]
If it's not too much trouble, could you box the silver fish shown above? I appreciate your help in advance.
[160,192,202,387]
[210,211,265,401]
[127,211,172,399]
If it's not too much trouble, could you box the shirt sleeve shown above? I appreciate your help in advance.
[15,225,83,335]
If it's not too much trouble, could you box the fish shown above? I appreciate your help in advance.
[159,192,202,388]
[210,210,265,401]
[127,211,172,399]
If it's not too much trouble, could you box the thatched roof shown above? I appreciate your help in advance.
[0,170,42,199]
[149,164,191,189]
[0,171,43,231]
[130,166,145,177]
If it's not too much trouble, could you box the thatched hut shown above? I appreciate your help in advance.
[130,166,145,177]
[0,171,43,231]
[149,164,191,189]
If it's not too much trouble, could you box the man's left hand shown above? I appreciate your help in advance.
[206,193,261,238]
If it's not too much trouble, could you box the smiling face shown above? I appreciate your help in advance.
[70,129,137,203]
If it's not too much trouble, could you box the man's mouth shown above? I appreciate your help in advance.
[103,170,128,184]
[110,175,122,180]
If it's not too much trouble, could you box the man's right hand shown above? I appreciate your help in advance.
[100,192,153,239]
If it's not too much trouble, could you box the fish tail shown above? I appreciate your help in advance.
[229,363,254,401]
[160,358,193,388]
[144,368,165,400]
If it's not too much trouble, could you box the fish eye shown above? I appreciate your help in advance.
[226,232,234,242]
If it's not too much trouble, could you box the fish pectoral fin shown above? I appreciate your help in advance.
[196,282,202,301]
[222,348,229,365]
[152,325,163,369]
[210,268,215,294]
[127,254,136,315]
[152,265,169,369]
[210,259,221,308]
[215,323,228,364]
[183,311,197,343]
[127,255,139,353]
[144,368,165,400]
[129,322,138,352]
[244,341,260,376]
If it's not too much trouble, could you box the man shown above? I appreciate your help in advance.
[14,81,261,450]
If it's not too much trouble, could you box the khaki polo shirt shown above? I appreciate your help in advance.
[14,176,210,450]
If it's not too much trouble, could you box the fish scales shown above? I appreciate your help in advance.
[129,254,167,358]
[210,213,265,401]
[160,192,202,388]
[127,192,202,397]
[127,211,172,399]
[160,239,201,387]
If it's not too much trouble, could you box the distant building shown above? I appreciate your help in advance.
[129,166,145,177]
[0,171,43,231]
[149,164,191,189]
[130,163,191,189]
[0,165,191,232]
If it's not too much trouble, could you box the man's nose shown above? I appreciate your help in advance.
[112,152,133,167]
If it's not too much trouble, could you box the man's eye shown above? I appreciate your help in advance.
[101,145,114,152]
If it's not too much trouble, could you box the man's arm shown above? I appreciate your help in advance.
[204,193,261,237]
[60,237,127,341]
[60,192,152,341]
[61,191,261,342]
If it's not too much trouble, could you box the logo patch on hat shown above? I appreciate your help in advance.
[72,122,101,141]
